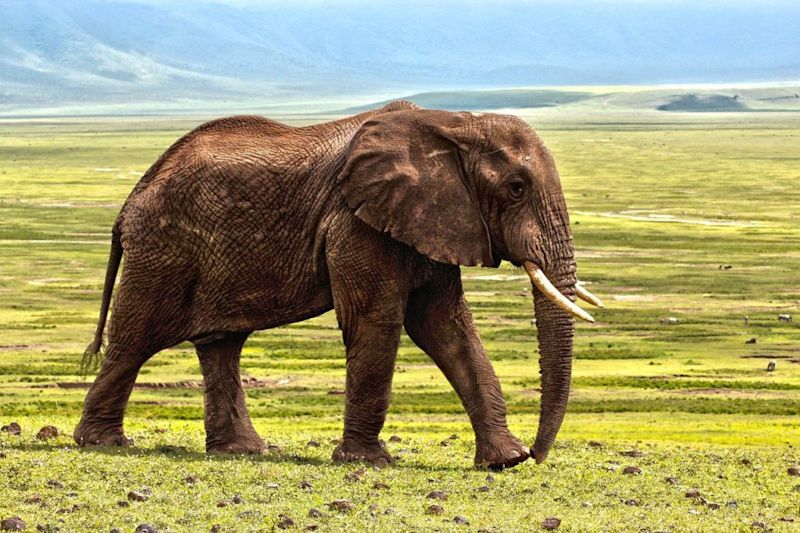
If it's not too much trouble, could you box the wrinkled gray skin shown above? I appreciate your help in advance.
[75,101,577,469]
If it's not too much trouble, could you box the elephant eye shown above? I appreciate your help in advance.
[507,178,525,200]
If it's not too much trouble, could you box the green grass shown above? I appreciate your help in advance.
[1,108,799,531]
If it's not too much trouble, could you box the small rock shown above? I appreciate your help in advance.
[623,466,641,475]
[426,505,444,515]
[116,501,128,508]
[1,517,26,531]
[751,521,767,530]
[327,499,354,513]
[665,476,678,485]
[427,490,448,500]
[588,440,604,448]
[745,338,756,344]
[127,491,149,502]
[779,517,796,523]
[788,465,800,476]
[345,467,366,482]
[210,526,220,533]
[231,495,244,504]
[265,483,280,489]
[740,458,752,466]
[624,499,639,506]
[581,502,592,508]
[368,504,379,516]
[36,426,58,440]
[134,526,157,533]
[542,516,561,530]
[300,480,313,491]
[685,489,701,498]
[707,502,721,510]
[46,480,63,489]
[477,485,490,492]
[766,361,776,372]
[619,450,643,458]
[184,475,199,484]
[1,422,21,435]
[110,529,121,533]
[306,440,319,448]
[216,501,228,508]
[388,435,402,443]
[486,474,495,483]
[276,515,294,530]
[453,515,469,525]
[372,481,389,490]
[24,494,42,504]
[307,509,324,519]
[726,500,738,509]
[383,508,396,515]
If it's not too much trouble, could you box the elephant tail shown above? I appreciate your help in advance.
[80,225,123,375]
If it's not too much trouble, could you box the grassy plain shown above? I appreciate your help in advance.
[0,109,799,531]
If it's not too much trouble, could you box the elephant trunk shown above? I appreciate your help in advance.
[532,278,575,462]
[530,239,577,463]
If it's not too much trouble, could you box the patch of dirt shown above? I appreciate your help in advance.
[741,354,794,359]
[45,377,288,390]
[0,344,47,352]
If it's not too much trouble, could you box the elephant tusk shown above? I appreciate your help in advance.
[523,262,595,323]
[575,281,605,308]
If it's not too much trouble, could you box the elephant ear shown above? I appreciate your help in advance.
[338,110,494,267]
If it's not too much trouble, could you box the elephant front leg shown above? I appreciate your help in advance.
[405,270,530,470]
[333,320,401,467]
[195,332,265,454]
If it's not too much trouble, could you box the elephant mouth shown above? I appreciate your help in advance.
[522,261,602,322]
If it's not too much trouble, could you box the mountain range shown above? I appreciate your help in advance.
[1,0,798,113]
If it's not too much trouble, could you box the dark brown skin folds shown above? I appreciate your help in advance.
[75,101,582,469]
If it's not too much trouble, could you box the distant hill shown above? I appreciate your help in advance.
[344,86,800,114]
[1,0,799,113]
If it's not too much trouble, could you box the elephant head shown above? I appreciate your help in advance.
[338,108,602,463]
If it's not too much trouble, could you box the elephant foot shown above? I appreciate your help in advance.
[475,432,530,471]
[206,433,266,455]
[332,438,394,467]
[74,422,131,447]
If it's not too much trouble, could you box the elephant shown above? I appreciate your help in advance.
[75,100,603,469]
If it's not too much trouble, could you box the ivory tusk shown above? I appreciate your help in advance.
[523,261,595,323]
[575,281,605,308]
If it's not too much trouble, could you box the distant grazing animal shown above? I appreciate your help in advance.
[778,314,792,323]
[75,102,603,469]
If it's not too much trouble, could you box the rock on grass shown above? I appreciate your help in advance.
[425,505,444,515]
[127,491,149,502]
[788,465,800,477]
[135,525,157,533]
[1,517,26,531]
[542,516,561,530]
[623,466,641,475]
[427,490,448,501]
[276,515,294,529]
[1,422,21,435]
[327,500,354,513]
[307,509,323,519]
[35,426,58,440]
[453,516,469,525]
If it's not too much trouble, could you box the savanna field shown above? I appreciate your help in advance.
[0,108,799,531]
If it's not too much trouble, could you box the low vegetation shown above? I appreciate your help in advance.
[0,108,798,530]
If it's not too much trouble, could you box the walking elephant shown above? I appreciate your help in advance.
[75,100,602,469]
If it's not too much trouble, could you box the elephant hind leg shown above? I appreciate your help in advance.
[75,271,188,448]
[74,340,159,447]
[195,331,265,454]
